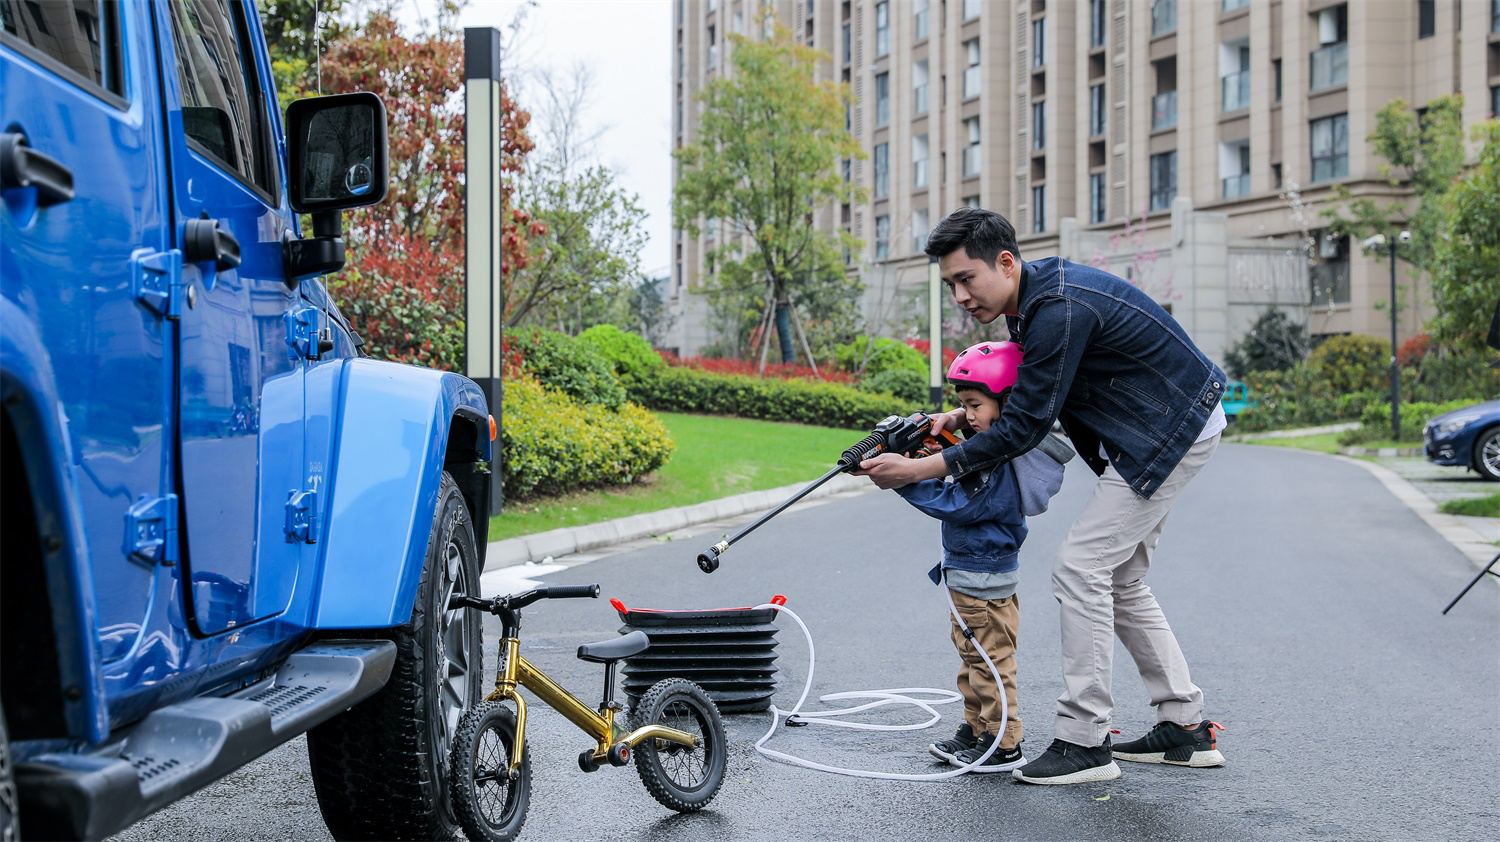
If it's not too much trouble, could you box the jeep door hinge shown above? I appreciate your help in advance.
[126,494,178,566]
[285,488,319,544]
[132,248,184,320]
[285,306,323,361]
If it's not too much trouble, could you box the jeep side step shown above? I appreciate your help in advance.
[14,639,396,841]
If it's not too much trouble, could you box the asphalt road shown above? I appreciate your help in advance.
[111,443,1500,841]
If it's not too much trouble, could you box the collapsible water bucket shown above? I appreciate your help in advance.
[612,596,785,714]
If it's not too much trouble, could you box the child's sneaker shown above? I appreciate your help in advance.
[953,731,1026,773]
[1111,721,1225,767]
[927,722,978,764]
[1011,737,1121,785]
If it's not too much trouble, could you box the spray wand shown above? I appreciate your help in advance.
[696,412,963,573]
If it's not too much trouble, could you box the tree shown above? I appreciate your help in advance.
[508,65,648,332]
[259,0,351,111]
[673,9,865,366]
[1430,120,1500,350]
[311,4,539,369]
[1320,95,1466,322]
[1223,308,1308,379]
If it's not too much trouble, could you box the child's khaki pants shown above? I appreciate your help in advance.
[949,589,1022,749]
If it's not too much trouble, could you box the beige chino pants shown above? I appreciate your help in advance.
[949,589,1023,749]
[1051,434,1220,747]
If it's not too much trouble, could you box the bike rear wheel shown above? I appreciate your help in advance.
[632,678,726,812]
[449,702,530,841]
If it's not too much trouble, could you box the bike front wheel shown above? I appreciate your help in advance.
[449,702,531,841]
[632,678,727,812]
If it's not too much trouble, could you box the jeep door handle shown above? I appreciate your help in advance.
[184,217,242,270]
[0,133,74,207]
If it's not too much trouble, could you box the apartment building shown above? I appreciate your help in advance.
[669,0,1497,362]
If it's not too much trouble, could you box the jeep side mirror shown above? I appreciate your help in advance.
[283,92,389,285]
[286,91,389,213]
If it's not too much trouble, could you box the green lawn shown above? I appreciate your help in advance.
[1439,494,1500,518]
[487,412,867,542]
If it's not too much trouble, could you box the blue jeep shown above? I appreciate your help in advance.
[1,3,493,839]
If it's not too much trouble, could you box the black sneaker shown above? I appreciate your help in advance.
[1111,721,1225,767]
[953,731,1026,773]
[1011,736,1121,785]
[927,722,978,764]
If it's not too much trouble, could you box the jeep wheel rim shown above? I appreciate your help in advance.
[440,541,473,754]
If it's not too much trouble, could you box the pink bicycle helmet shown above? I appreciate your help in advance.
[947,340,1023,400]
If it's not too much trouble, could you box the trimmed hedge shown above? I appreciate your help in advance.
[577,324,664,389]
[500,374,675,499]
[507,326,627,410]
[1343,398,1486,444]
[860,368,929,405]
[835,336,927,378]
[631,366,914,430]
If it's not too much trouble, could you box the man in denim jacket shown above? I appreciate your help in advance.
[857,208,1228,785]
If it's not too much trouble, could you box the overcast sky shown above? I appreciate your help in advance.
[399,0,674,276]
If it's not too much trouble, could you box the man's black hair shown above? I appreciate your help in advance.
[923,207,1022,268]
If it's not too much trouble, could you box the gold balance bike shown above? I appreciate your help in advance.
[447,584,727,841]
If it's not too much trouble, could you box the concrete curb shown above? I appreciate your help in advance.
[1339,446,1423,458]
[486,473,873,568]
[1224,421,1359,442]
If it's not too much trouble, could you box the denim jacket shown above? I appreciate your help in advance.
[941,257,1226,498]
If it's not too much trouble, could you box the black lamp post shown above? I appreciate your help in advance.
[1387,236,1399,442]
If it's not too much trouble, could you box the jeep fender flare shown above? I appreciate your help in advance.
[310,359,492,629]
[0,298,110,743]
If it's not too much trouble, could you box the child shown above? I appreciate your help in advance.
[891,341,1069,773]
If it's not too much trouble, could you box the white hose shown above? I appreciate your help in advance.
[750,592,1012,781]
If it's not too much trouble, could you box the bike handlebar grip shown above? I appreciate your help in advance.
[546,584,601,599]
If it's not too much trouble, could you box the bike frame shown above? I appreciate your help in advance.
[488,635,699,775]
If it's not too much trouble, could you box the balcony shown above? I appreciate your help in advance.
[962,146,982,178]
[914,159,929,188]
[914,84,928,115]
[1222,173,1250,199]
[1152,91,1178,130]
[963,66,981,99]
[1221,70,1249,112]
[1310,42,1348,91]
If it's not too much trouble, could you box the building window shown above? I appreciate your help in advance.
[1273,59,1283,102]
[1221,140,1250,198]
[707,0,716,10]
[913,60,929,114]
[873,143,890,198]
[1492,85,1500,118]
[707,25,717,71]
[875,1,889,57]
[1153,90,1177,130]
[1032,18,1046,67]
[1031,185,1046,233]
[1032,102,1046,150]
[1090,84,1106,137]
[964,194,981,208]
[1222,41,1250,112]
[1310,113,1349,182]
[1222,0,1249,11]
[913,207,930,252]
[1494,0,1500,32]
[1418,0,1435,38]
[1311,232,1351,305]
[1149,150,1176,211]
[915,0,930,40]
[963,117,981,177]
[913,134,929,188]
[842,22,850,64]
[1272,162,1283,188]
[963,0,981,22]
[875,72,890,127]
[1152,0,1177,36]
[1310,5,1348,90]
[1090,172,1106,224]
[963,39,981,98]
[1091,0,1107,48]
[733,10,744,33]
[875,215,890,260]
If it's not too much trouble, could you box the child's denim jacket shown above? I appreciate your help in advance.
[895,445,1067,585]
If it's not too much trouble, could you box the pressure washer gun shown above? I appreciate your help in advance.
[696,412,964,574]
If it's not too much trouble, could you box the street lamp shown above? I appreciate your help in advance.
[1361,231,1411,441]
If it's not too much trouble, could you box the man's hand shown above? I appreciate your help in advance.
[852,452,951,489]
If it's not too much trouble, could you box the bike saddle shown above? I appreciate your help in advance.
[576,630,651,664]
